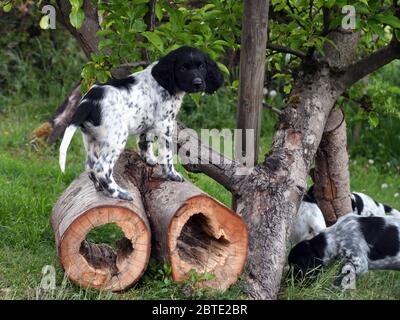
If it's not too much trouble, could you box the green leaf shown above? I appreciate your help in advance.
[96,29,114,37]
[69,0,83,9]
[69,7,85,29]
[216,62,229,76]
[375,13,400,29]
[133,0,149,4]
[368,18,385,38]
[142,31,164,51]
[39,15,50,30]
[98,39,114,51]
[324,0,336,9]
[155,2,163,21]
[213,40,230,47]
[368,113,379,127]
[2,2,12,12]
[190,93,201,108]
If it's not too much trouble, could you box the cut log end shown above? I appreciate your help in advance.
[168,195,248,291]
[59,206,150,292]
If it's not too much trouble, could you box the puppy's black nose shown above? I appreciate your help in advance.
[192,77,203,86]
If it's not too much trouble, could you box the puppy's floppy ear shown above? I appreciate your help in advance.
[152,50,177,95]
[204,54,224,94]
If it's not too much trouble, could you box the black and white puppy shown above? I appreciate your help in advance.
[59,46,224,200]
[288,214,400,285]
[290,191,326,245]
[351,192,400,218]
[291,185,400,244]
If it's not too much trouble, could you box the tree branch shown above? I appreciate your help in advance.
[262,102,282,115]
[176,122,245,193]
[55,0,102,58]
[110,61,150,78]
[322,7,331,36]
[341,41,400,88]
[144,0,157,31]
[266,43,306,59]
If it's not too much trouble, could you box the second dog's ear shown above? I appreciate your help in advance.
[152,51,177,95]
[205,55,224,94]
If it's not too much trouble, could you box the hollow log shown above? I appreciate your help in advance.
[125,152,248,291]
[51,153,151,292]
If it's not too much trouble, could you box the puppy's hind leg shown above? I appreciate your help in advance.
[93,140,132,201]
[82,133,103,191]
[333,252,368,289]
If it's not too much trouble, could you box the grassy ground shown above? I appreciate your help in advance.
[1,33,400,300]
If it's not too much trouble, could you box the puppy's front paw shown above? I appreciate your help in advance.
[117,191,134,201]
[140,152,157,166]
[145,156,157,166]
[166,171,184,182]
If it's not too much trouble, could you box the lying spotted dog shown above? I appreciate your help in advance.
[288,214,400,287]
[290,185,400,244]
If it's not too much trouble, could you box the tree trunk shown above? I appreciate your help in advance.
[236,68,342,299]
[235,0,269,166]
[314,108,352,226]
[51,153,151,292]
[126,152,248,291]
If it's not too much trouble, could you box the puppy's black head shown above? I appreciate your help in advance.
[152,46,224,95]
[288,233,327,280]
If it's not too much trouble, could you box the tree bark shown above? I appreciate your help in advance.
[236,68,342,299]
[236,0,269,165]
[314,108,352,226]
[51,153,151,292]
[56,0,102,58]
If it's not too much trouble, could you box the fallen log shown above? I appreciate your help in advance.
[51,153,151,292]
[126,152,248,291]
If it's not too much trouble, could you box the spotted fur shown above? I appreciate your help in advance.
[291,185,400,244]
[288,214,400,285]
[59,47,223,200]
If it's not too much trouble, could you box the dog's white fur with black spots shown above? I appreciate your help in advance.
[290,185,400,244]
[59,46,223,201]
[288,213,400,286]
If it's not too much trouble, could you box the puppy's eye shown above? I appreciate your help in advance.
[199,63,205,70]
[180,66,187,72]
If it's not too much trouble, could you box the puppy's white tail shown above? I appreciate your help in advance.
[59,125,78,173]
